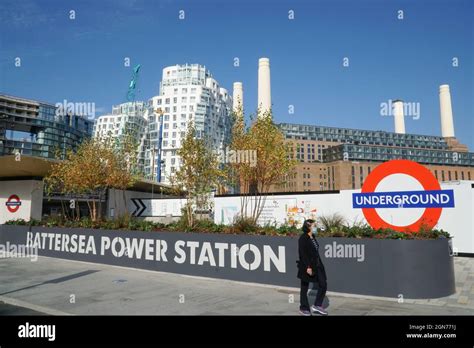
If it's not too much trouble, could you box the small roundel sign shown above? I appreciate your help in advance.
[6,194,22,213]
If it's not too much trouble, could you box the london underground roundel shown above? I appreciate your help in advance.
[6,194,22,213]
[352,160,455,232]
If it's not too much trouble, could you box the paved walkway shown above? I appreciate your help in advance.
[0,256,473,315]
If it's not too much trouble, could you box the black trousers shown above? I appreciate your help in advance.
[299,266,327,309]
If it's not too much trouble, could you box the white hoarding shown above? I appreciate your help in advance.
[214,181,474,254]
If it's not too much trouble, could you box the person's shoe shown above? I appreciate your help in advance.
[311,305,328,315]
[299,308,311,316]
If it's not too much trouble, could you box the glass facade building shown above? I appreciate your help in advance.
[0,94,93,159]
[324,144,474,167]
[278,122,473,167]
[278,123,449,150]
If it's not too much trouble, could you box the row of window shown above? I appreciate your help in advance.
[325,145,474,166]
[155,96,198,105]
[6,115,92,135]
[280,124,445,142]
[434,170,471,181]
[162,131,186,139]
[351,165,373,189]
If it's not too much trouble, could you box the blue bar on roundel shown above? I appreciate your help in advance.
[352,189,455,209]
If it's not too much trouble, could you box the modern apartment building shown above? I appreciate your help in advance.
[143,64,233,183]
[93,101,148,173]
[0,94,93,159]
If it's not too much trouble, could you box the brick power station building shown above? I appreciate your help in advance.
[275,122,473,192]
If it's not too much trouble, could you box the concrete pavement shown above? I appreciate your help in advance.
[0,256,473,315]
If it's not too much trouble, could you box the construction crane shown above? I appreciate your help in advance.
[126,64,141,102]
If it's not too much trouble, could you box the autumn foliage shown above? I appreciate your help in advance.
[45,135,140,221]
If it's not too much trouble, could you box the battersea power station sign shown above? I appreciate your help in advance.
[1,226,295,287]
[25,230,287,273]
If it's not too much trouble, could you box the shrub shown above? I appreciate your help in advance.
[2,214,451,240]
[318,213,346,233]
[232,216,258,234]
[190,219,224,233]
[275,223,301,236]
[127,219,155,231]
[5,219,29,225]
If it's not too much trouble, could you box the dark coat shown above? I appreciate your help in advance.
[297,232,325,283]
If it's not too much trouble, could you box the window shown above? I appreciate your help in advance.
[182,88,187,94]
[174,88,178,94]
[173,115,177,121]
[191,88,196,94]
[448,171,452,181]
[164,115,169,121]
[351,166,355,189]
[165,98,170,104]
[182,97,187,103]
[455,171,458,180]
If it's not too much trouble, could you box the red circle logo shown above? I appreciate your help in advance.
[6,194,22,213]
[360,160,442,232]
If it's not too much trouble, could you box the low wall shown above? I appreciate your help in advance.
[0,225,455,299]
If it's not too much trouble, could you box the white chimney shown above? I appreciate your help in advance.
[393,99,405,134]
[439,84,455,137]
[232,82,243,113]
[258,57,271,116]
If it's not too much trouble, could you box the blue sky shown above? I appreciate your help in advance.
[1,0,472,148]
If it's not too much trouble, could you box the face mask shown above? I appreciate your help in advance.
[311,227,318,236]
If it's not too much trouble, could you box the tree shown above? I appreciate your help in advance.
[107,131,142,214]
[228,109,296,225]
[170,122,223,228]
[45,135,140,221]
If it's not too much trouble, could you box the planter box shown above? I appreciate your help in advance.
[0,225,455,299]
